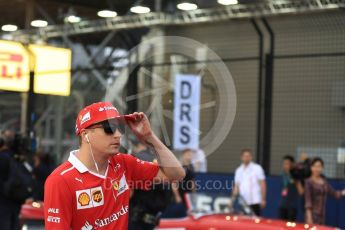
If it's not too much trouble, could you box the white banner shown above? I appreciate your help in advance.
[173,74,201,150]
[337,148,345,164]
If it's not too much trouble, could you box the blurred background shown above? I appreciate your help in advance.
[0,0,345,229]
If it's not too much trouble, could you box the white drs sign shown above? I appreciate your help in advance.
[173,74,201,150]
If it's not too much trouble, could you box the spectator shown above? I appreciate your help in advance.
[279,155,303,221]
[0,129,22,230]
[32,153,55,201]
[129,141,172,230]
[171,149,196,216]
[191,148,207,173]
[232,149,266,216]
[304,157,345,225]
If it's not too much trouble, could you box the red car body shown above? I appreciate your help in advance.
[20,199,339,230]
[157,214,337,230]
[156,193,339,230]
[20,201,44,226]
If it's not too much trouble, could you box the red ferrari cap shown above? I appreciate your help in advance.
[75,102,121,135]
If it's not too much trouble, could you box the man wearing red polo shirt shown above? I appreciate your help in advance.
[44,102,185,230]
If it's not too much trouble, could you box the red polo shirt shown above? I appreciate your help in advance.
[44,150,160,229]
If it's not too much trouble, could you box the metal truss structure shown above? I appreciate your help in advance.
[2,0,344,160]
[9,0,345,42]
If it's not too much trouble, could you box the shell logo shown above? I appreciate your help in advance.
[78,192,91,206]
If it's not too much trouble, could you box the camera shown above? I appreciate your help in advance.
[290,158,311,181]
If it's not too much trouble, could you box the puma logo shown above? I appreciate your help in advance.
[75,178,83,183]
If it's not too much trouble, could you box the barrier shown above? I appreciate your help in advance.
[194,172,345,229]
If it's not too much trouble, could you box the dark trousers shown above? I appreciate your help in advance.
[279,207,297,221]
[250,204,261,216]
[0,204,20,230]
[128,207,158,230]
[128,220,155,230]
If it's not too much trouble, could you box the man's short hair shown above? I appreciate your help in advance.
[0,129,15,148]
[240,148,253,156]
[283,155,295,163]
[182,148,193,154]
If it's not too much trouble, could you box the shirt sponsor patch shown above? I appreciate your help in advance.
[136,159,146,165]
[81,221,93,230]
[91,187,104,207]
[47,216,61,223]
[114,163,121,171]
[98,106,117,112]
[94,205,129,228]
[79,206,129,229]
[117,173,128,197]
[76,186,104,210]
[47,208,59,214]
[80,112,91,125]
[113,181,119,191]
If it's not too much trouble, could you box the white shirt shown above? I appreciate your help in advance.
[191,149,207,173]
[234,162,265,205]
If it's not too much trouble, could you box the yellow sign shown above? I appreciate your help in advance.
[29,44,71,96]
[0,40,30,92]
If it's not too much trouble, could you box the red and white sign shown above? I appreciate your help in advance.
[0,40,30,92]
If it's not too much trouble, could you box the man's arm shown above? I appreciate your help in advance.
[260,180,266,208]
[194,162,201,172]
[256,165,266,208]
[44,175,72,229]
[172,182,183,203]
[127,112,185,182]
[295,180,304,195]
[145,134,185,182]
[232,183,239,197]
[232,170,240,198]
[229,183,240,209]
[304,179,313,224]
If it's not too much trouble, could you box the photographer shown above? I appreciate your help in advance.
[32,152,55,201]
[128,141,172,230]
[279,155,304,221]
[0,129,31,230]
[171,149,196,217]
[290,153,311,187]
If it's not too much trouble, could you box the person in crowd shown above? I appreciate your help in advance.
[304,157,345,225]
[128,141,172,230]
[232,149,266,216]
[44,102,185,229]
[171,149,196,217]
[0,129,25,230]
[32,152,55,201]
[279,155,303,221]
[191,148,207,173]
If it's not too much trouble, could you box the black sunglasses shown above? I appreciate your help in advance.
[88,121,125,135]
